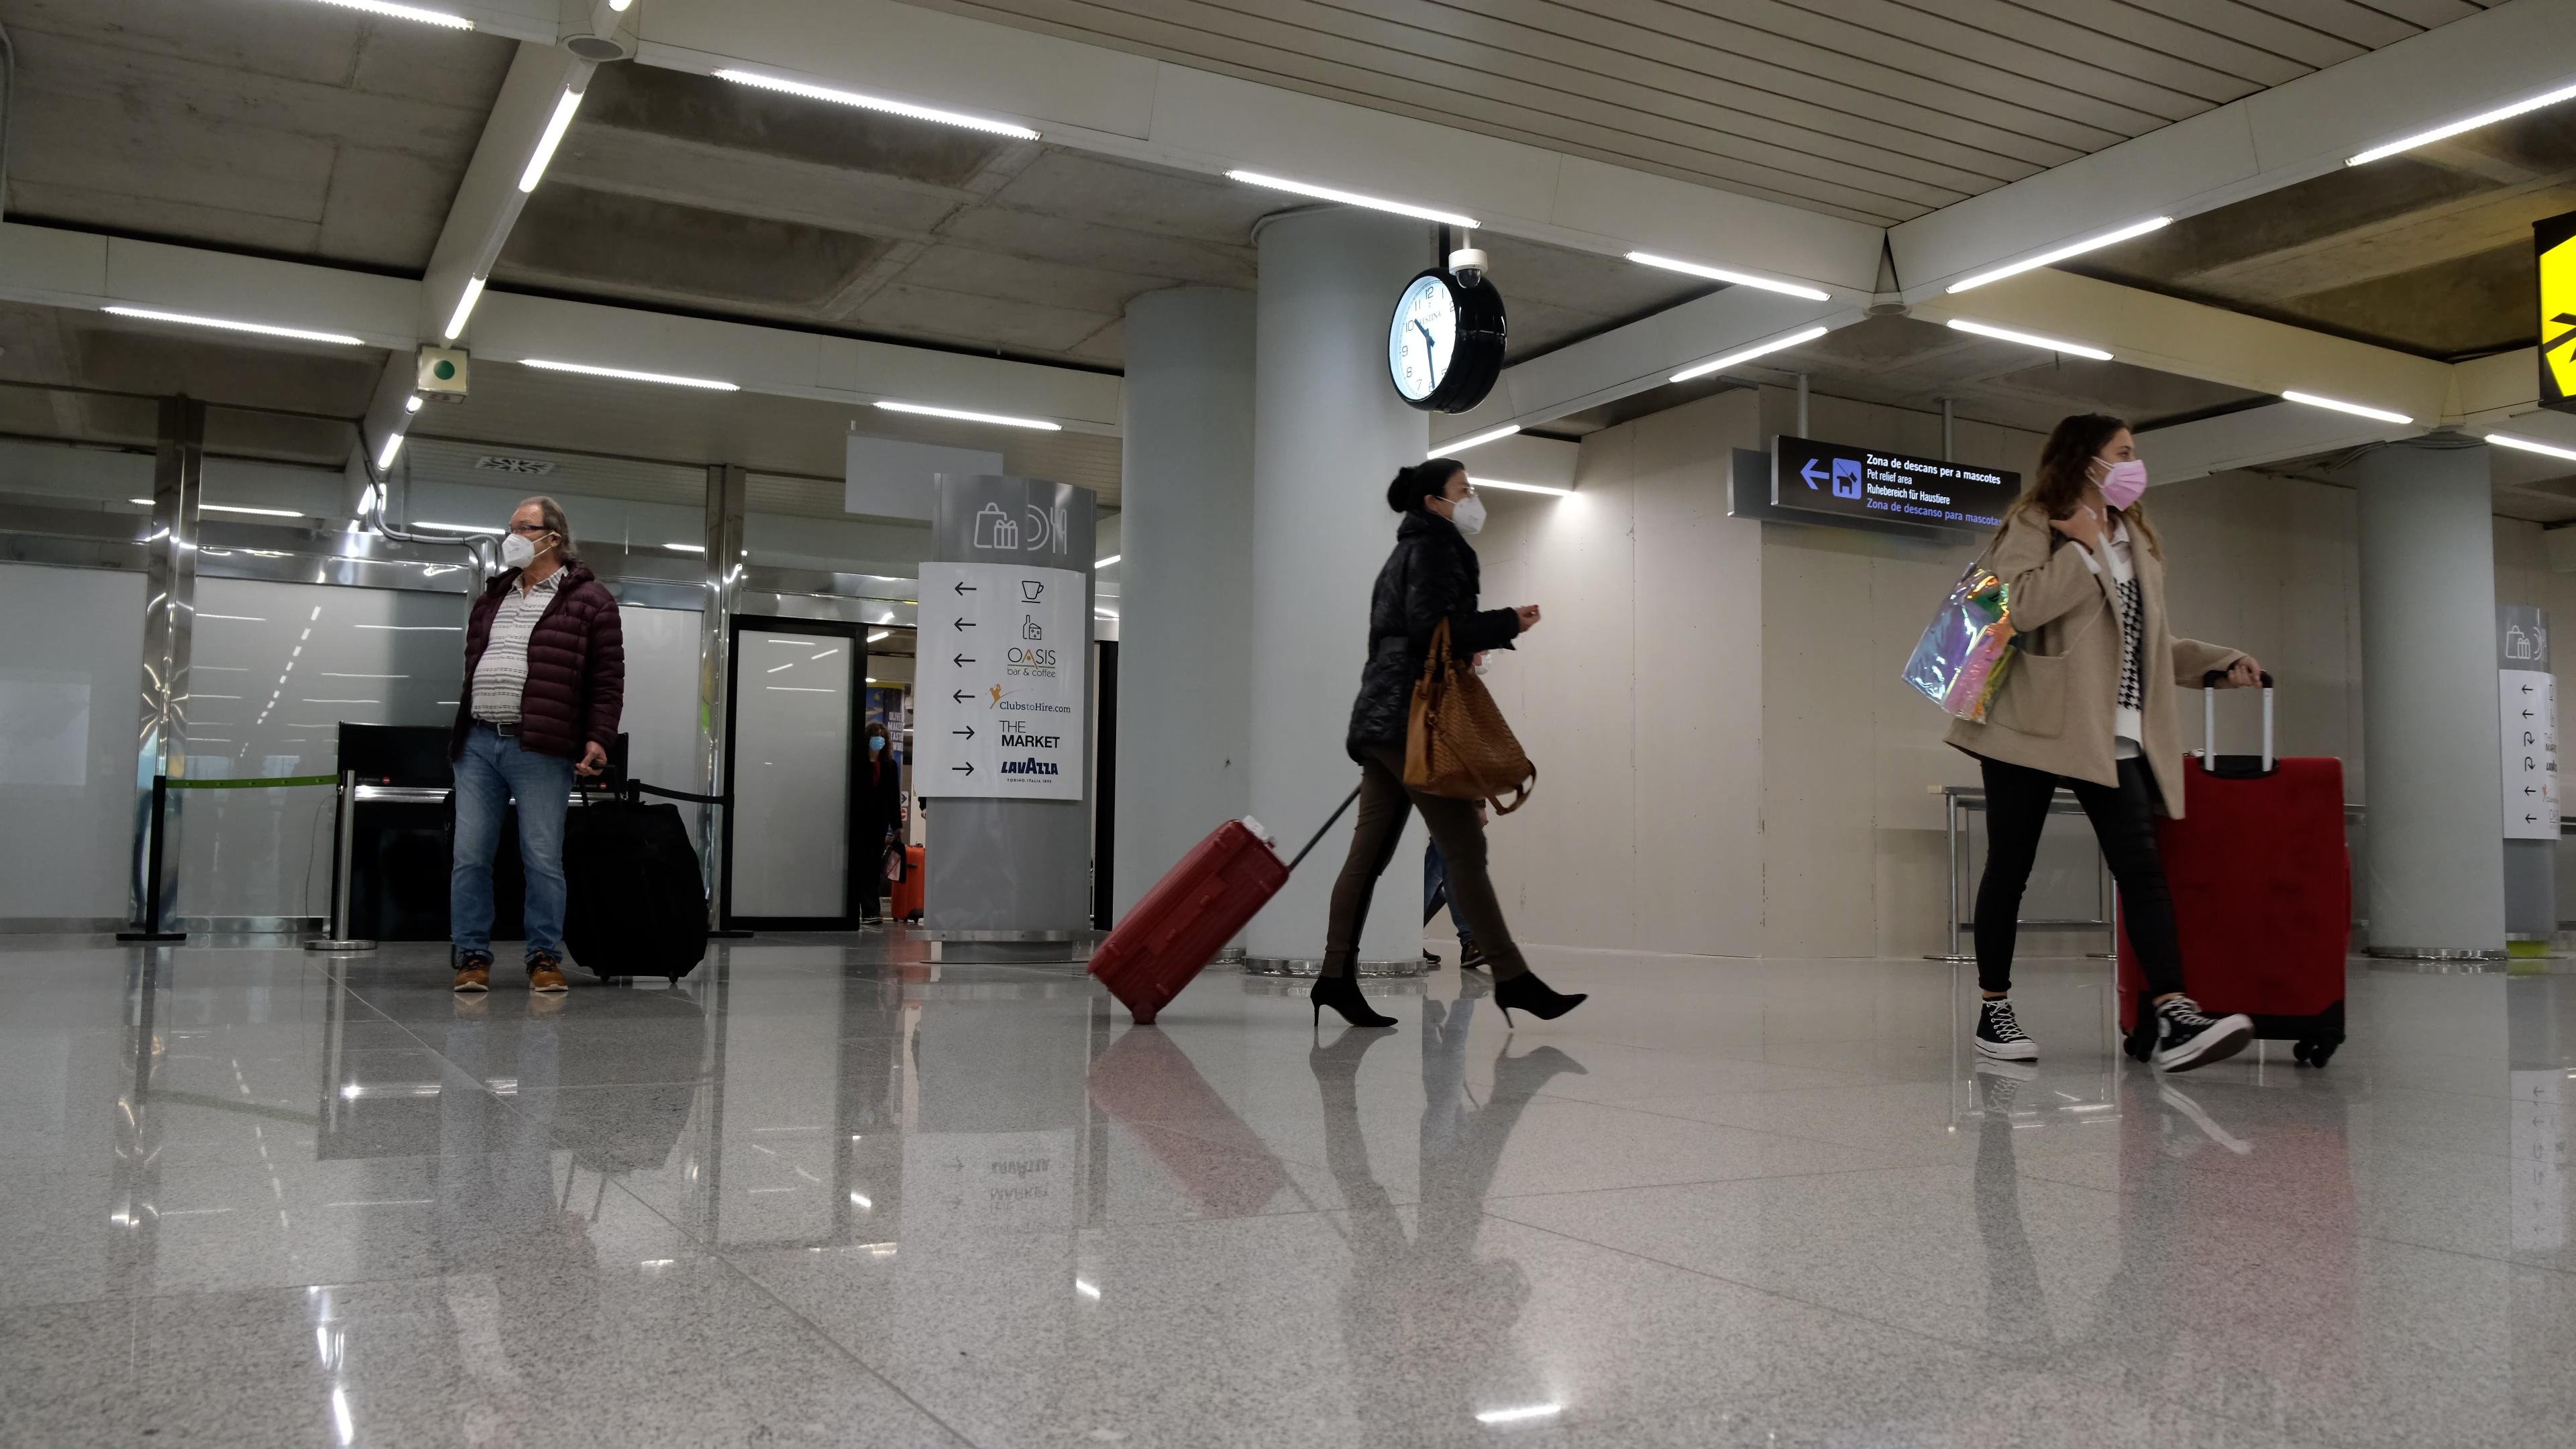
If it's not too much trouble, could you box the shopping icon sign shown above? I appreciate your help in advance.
[973,503,1018,551]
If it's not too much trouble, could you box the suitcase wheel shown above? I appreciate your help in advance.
[2292,1038,2338,1069]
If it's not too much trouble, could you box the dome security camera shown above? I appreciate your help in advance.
[1448,248,1489,289]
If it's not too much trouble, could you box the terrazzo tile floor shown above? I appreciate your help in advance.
[4,933,2573,1447]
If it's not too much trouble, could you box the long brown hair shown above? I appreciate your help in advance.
[2010,413,2161,558]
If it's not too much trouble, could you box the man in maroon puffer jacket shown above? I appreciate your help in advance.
[447,496,624,994]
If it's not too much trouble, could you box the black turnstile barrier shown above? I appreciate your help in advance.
[315,724,630,945]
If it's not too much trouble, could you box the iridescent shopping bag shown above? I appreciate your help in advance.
[1902,561,2017,722]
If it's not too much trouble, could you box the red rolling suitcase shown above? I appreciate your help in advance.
[1089,788,1361,1024]
[2119,674,2351,1066]
[889,844,925,923]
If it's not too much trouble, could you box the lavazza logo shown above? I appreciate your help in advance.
[1001,755,1061,777]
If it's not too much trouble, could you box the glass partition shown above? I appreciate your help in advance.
[0,562,146,921]
[174,580,468,920]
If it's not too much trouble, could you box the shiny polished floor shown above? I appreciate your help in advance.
[5,935,2574,1448]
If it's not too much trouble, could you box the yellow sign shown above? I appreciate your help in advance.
[2544,211,2576,411]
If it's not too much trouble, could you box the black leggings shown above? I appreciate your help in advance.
[1974,755,2184,999]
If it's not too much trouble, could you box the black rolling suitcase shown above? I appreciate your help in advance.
[564,777,712,981]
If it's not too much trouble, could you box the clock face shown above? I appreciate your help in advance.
[1389,274,1458,402]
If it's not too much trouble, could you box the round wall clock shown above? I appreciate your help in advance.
[1387,262,1505,413]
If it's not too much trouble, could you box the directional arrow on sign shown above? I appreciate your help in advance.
[951,689,971,704]
[952,653,973,668]
[953,580,975,595]
[1801,459,1829,490]
[953,616,975,631]
[953,761,975,776]
[2525,710,2536,720]
[953,724,975,740]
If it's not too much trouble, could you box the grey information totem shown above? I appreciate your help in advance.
[922,476,1097,935]
[2499,604,2559,941]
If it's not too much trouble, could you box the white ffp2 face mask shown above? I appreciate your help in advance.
[500,531,548,569]
[1448,493,1487,536]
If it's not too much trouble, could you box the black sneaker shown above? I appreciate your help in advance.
[2152,996,2252,1073]
[1974,998,2037,1061]
[1458,943,1488,973]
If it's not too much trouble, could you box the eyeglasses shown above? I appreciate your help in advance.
[509,522,552,537]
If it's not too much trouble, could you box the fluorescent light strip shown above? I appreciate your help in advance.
[2486,433,2576,464]
[2349,80,2576,166]
[1669,325,1829,384]
[1945,318,2113,361]
[664,542,707,553]
[443,274,486,341]
[875,400,1059,430]
[1094,553,1121,567]
[205,503,307,517]
[1225,170,1478,229]
[867,629,891,642]
[1624,251,1831,303]
[306,0,473,30]
[2280,390,2413,426]
[1944,217,2171,295]
[715,70,1038,140]
[376,433,405,471]
[410,521,505,535]
[521,358,739,390]
[1431,424,1520,457]
[1475,1404,1563,1426]
[519,87,584,193]
[1473,478,1574,497]
[403,395,423,415]
[102,306,363,347]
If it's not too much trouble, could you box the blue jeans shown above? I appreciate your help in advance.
[450,723,575,963]
[1422,840,1474,949]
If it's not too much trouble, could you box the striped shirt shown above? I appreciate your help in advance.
[470,571,564,724]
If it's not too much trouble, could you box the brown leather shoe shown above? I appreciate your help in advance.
[527,953,570,994]
[453,955,492,993]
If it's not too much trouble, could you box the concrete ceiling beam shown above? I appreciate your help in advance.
[1433,288,1858,446]
[622,0,1886,298]
[2133,402,2417,487]
[0,221,1122,462]
[1910,270,2456,427]
[1889,0,2576,299]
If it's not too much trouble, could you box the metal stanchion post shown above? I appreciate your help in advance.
[306,770,376,953]
[117,774,186,943]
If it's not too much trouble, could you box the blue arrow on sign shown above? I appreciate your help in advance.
[1800,458,1829,490]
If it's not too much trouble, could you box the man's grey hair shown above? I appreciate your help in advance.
[519,494,578,561]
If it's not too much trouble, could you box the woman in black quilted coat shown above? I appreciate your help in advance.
[1312,458,1585,1030]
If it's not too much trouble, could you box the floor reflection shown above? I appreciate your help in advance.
[14,941,2576,1446]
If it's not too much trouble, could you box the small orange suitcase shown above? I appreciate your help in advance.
[890,845,925,923]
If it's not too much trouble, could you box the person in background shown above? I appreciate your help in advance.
[859,720,902,926]
[449,496,623,994]
[1316,458,1582,1030]
[1945,415,2259,1073]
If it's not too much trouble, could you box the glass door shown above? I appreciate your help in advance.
[723,616,867,929]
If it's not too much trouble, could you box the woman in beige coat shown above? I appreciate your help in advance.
[1947,413,2263,1073]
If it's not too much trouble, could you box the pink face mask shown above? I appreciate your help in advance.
[2096,458,2148,509]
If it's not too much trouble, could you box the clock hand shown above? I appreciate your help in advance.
[1413,319,1438,366]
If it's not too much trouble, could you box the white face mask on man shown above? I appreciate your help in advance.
[500,530,553,570]
[1447,492,1487,537]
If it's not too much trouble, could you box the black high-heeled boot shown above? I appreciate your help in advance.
[1311,973,1398,1029]
[1493,971,1586,1026]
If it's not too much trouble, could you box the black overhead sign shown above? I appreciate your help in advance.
[1771,435,2017,534]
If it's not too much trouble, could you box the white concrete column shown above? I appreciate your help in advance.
[1114,286,1256,921]
[1246,208,1433,967]
[2352,441,2507,958]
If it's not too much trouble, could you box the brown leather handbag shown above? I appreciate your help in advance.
[1403,619,1536,814]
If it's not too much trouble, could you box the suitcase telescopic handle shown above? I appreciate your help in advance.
[2200,669,2275,773]
[1285,786,1366,873]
